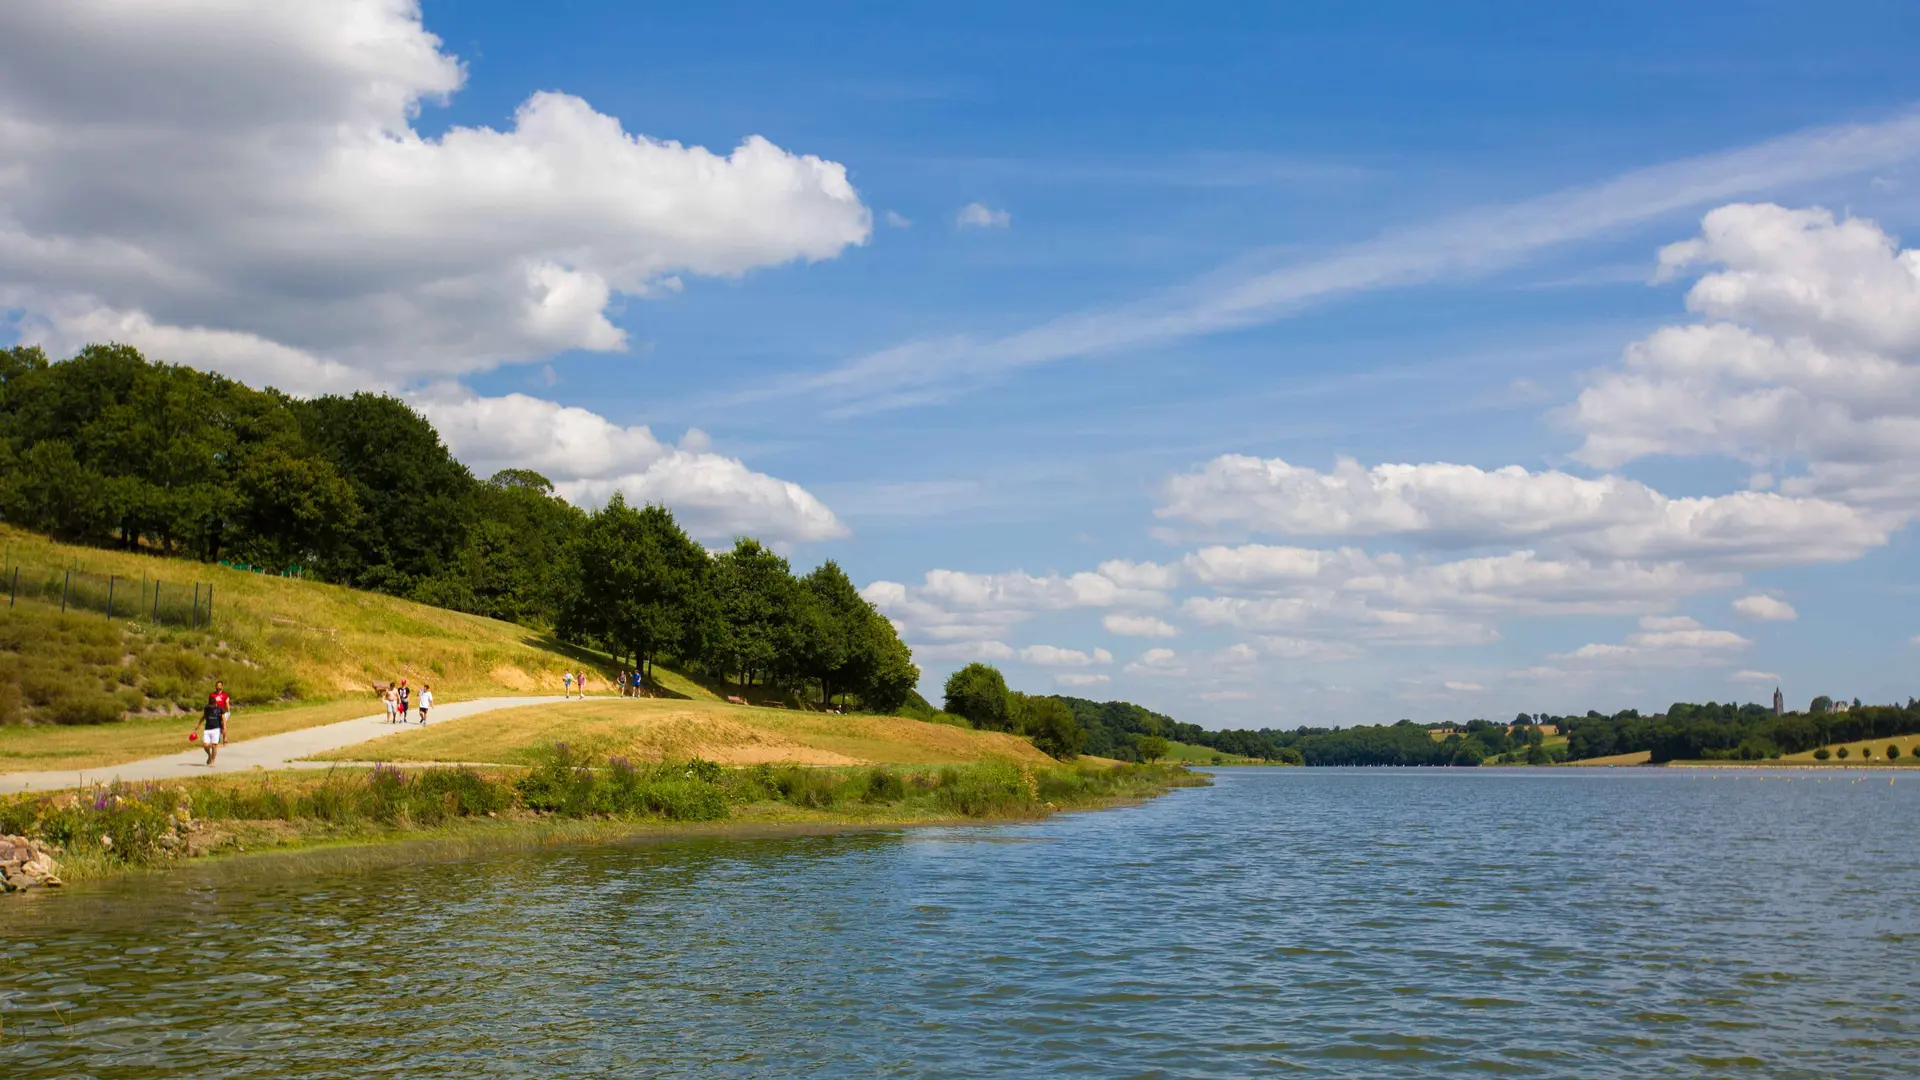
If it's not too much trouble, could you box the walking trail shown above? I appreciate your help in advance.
[0,695,580,795]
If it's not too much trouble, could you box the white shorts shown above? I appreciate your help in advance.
[202,727,223,746]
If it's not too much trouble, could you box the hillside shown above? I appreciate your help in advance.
[0,525,612,768]
[308,697,1057,768]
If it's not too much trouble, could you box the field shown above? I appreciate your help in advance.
[1157,740,1262,765]
[0,526,622,764]
[307,697,1057,768]
[1565,750,1654,766]
[1777,736,1920,765]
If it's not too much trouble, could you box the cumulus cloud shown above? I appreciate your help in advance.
[861,565,1169,642]
[910,640,1015,662]
[1103,613,1180,638]
[1017,645,1113,667]
[1158,456,1890,566]
[1569,204,1920,509]
[1443,681,1485,692]
[1123,648,1187,677]
[1730,669,1782,683]
[1554,615,1751,665]
[0,0,870,389]
[412,388,845,542]
[1055,673,1110,687]
[956,202,1011,228]
[1732,594,1798,621]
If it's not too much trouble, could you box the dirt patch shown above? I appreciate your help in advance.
[488,665,536,691]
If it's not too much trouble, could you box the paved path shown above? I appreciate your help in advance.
[0,695,582,794]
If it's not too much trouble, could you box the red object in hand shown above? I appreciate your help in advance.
[188,731,200,742]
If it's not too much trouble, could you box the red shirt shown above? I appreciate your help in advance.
[212,691,230,713]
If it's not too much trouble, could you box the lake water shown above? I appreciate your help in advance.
[5,767,1917,1077]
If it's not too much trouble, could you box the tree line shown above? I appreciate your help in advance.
[1550,699,1920,763]
[0,343,918,712]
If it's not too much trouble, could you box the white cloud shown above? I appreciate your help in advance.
[1184,595,1499,647]
[955,202,1011,229]
[0,0,870,390]
[1569,205,1920,510]
[1017,645,1113,667]
[862,564,1169,642]
[1102,613,1180,638]
[1158,456,1890,567]
[1732,594,1798,621]
[884,210,913,228]
[1055,673,1110,688]
[771,112,1920,416]
[910,640,1015,662]
[1123,647,1187,677]
[1199,690,1251,701]
[411,387,845,542]
[1554,616,1751,665]
[1443,681,1485,692]
[1730,669,1782,683]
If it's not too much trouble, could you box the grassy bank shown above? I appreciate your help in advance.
[307,697,1056,768]
[0,525,606,730]
[1,755,1206,884]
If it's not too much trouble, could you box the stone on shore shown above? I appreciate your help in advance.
[0,834,63,891]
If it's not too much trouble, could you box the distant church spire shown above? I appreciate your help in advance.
[1773,686,1784,716]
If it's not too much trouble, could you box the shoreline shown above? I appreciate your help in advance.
[16,777,1195,893]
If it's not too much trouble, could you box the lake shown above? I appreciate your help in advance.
[5,767,1916,1077]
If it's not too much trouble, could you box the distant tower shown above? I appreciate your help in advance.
[1773,687,1784,716]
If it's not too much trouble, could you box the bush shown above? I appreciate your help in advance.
[1813,748,1831,760]
[1836,747,1849,759]
[1889,745,1902,761]
[48,693,126,725]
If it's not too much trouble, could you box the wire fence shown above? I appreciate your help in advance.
[3,564,214,629]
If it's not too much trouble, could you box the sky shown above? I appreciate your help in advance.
[4,0,1920,727]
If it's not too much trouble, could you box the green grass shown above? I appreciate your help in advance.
[2,757,1209,879]
[1776,736,1920,765]
[1155,740,1262,765]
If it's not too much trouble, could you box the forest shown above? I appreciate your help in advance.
[0,344,917,713]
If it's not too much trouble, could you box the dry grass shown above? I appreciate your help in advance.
[1565,750,1654,766]
[1,525,588,700]
[307,697,1057,768]
[1777,736,1920,765]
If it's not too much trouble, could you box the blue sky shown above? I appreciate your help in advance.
[4,1,1920,725]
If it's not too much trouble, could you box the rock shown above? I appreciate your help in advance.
[0,835,61,894]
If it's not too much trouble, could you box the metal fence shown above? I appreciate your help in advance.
[3,565,213,629]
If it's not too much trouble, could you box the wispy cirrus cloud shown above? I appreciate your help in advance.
[758,109,1920,417]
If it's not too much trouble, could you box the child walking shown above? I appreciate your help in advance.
[418,684,433,724]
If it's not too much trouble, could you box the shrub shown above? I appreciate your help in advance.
[1836,747,1849,759]
[638,779,728,821]
[1889,745,1902,761]
[861,767,906,804]
[48,693,126,725]
[1813,748,1831,760]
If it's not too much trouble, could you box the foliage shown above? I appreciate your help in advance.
[944,663,1012,730]
[1813,748,1831,760]
[1009,692,1086,760]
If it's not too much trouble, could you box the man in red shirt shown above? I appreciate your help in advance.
[197,681,232,766]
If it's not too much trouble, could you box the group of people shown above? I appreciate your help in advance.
[380,679,432,724]
[561,670,591,699]
[194,681,232,765]
[611,669,646,697]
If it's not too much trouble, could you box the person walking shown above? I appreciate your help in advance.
[195,681,231,766]
[383,683,398,724]
[563,670,574,699]
[418,684,433,724]
[397,679,411,723]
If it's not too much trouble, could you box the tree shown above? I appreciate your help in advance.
[558,497,710,683]
[943,663,1011,731]
[799,560,867,708]
[1810,695,1834,715]
[1134,734,1171,763]
[1888,744,1901,760]
[707,538,799,695]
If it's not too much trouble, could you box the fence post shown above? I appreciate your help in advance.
[62,570,70,613]
[9,567,16,609]
[153,580,161,622]
[192,582,200,630]
[206,585,214,628]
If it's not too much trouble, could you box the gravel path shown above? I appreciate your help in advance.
[0,695,581,794]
